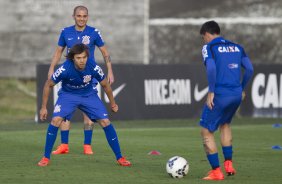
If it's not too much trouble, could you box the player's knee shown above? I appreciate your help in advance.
[60,120,71,130]
[84,118,94,126]
[228,137,233,144]
[83,114,93,125]
[220,123,229,129]
[98,119,110,127]
[201,129,217,154]
[84,123,94,130]
[202,137,215,153]
[51,117,64,127]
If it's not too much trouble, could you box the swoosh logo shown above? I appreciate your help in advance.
[104,83,126,103]
[194,84,208,102]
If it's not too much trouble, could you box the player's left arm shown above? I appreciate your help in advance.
[100,79,118,112]
[241,57,254,89]
[40,79,56,121]
[241,57,254,100]
[98,45,114,85]
[241,48,254,90]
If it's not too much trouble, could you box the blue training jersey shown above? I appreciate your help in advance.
[58,25,105,63]
[202,37,248,96]
[51,58,105,96]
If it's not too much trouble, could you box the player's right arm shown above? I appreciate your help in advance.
[41,63,66,121]
[202,44,216,109]
[48,29,67,78]
[40,79,56,121]
[47,46,65,78]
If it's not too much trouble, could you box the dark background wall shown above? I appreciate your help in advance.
[149,0,282,64]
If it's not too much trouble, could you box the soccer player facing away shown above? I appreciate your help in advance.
[38,44,130,167]
[48,5,114,155]
[199,21,253,180]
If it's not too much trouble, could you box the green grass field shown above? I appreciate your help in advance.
[0,119,281,184]
[0,79,281,184]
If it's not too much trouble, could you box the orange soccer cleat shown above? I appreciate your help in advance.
[224,160,236,176]
[117,157,131,167]
[83,144,94,155]
[37,157,50,167]
[52,144,69,154]
[202,167,224,180]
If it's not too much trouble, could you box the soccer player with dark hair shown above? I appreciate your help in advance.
[38,44,131,167]
[48,5,114,155]
[199,20,254,180]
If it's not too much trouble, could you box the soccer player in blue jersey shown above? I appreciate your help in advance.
[38,44,131,167]
[199,21,254,180]
[48,6,114,155]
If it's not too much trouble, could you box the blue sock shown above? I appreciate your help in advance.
[84,130,93,145]
[61,130,69,144]
[207,153,220,169]
[222,146,233,160]
[44,124,59,159]
[103,124,122,160]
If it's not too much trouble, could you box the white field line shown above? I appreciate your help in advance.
[149,17,282,26]
[16,81,36,98]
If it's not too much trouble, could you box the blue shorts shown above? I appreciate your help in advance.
[199,95,242,132]
[52,92,108,122]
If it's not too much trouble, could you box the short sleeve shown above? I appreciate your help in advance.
[94,28,105,47]
[93,64,105,82]
[58,29,66,47]
[52,65,66,84]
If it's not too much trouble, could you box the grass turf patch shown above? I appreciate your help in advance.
[0,119,281,184]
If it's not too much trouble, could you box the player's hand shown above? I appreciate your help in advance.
[40,108,48,121]
[206,92,214,110]
[111,104,118,113]
[107,71,115,85]
[242,91,246,101]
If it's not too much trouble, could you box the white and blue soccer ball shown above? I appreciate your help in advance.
[166,156,189,178]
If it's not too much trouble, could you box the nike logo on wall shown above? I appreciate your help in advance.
[194,84,208,102]
[104,83,126,103]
